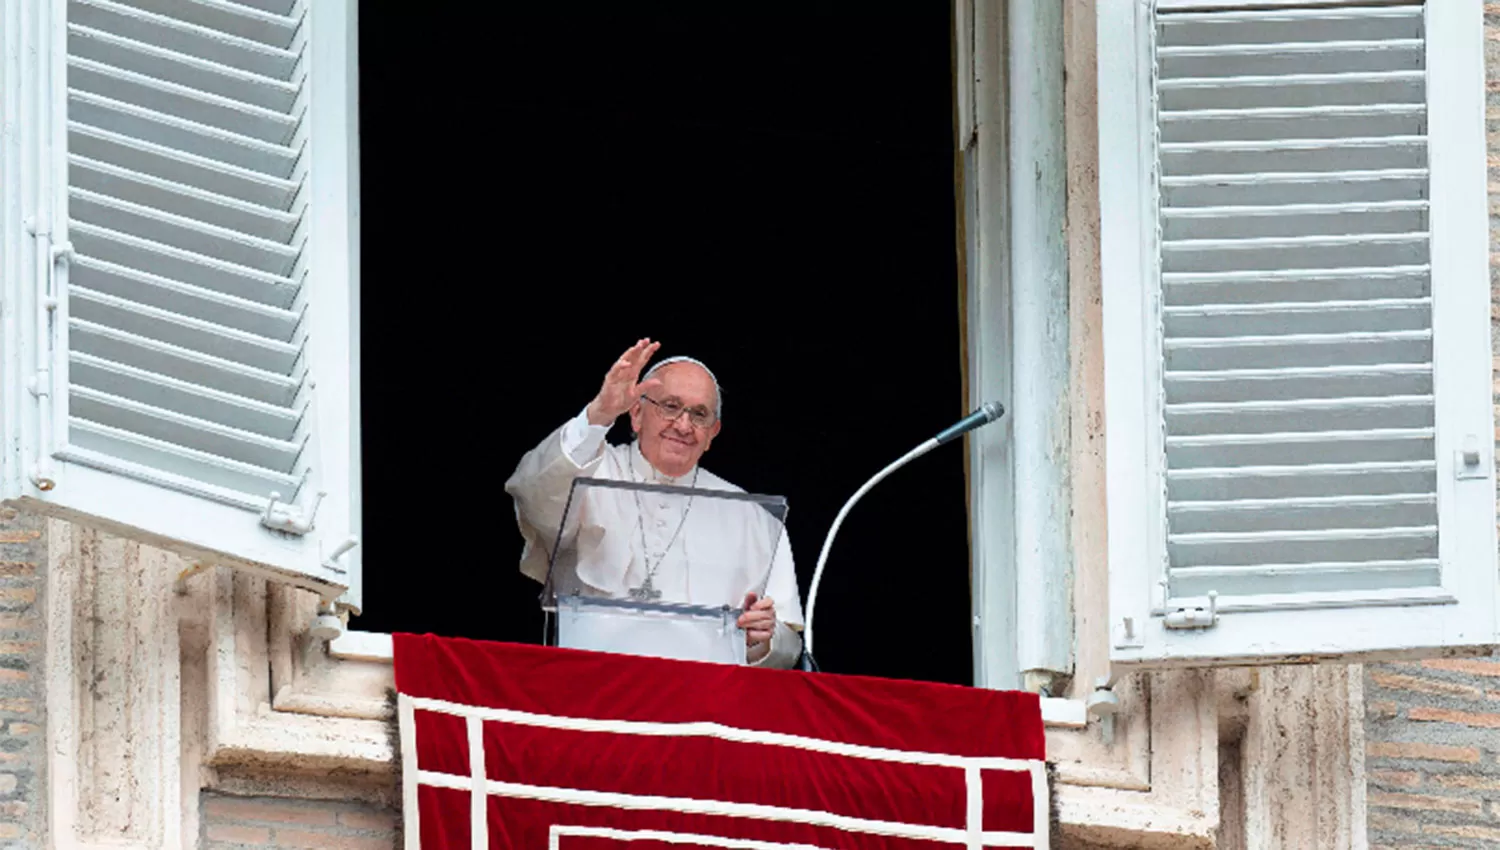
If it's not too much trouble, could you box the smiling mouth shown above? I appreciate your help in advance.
[661,434,696,447]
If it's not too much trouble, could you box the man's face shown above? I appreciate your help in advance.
[630,362,721,477]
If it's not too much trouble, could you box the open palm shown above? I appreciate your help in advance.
[587,339,664,426]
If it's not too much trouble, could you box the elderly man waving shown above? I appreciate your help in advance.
[505,339,805,669]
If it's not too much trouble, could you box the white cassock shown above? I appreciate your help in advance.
[504,408,805,669]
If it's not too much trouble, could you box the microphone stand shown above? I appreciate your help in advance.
[802,402,1004,658]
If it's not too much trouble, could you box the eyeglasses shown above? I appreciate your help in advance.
[641,395,716,429]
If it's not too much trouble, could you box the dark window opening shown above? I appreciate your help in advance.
[355,2,971,685]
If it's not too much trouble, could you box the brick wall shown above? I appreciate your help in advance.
[0,508,45,850]
[200,793,397,850]
[1362,6,1500,849]
[1364,660,1500,846]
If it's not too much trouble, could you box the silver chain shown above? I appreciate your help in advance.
[627,450,699,598]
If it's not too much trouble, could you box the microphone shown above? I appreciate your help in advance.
[934,400,1005,445]
[802,402,1006,656]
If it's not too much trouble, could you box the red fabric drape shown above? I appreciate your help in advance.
[394,635,1046,849]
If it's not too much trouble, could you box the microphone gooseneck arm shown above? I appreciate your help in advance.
[802,402,1005,656]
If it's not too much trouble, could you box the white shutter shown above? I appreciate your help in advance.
[1099,0,1496,666]
[0,0,360,598]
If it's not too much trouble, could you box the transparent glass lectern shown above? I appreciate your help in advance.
[543,477,788,666]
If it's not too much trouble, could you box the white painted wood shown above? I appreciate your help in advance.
[1158,0,1419,12]
[1008,0,1074,683]
[330,629,394,663]
[1423,0,1497,656]
[1041,697,1088,728]
[1098,0,1162,658]
[399,694,421,850]
[303,0,361,612]
[963,0,1020,692]
[1100,0,1497,666]
[0,0,361,597]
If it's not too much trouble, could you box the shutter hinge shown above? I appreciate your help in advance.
[1163,592,1218,630]
[261,490,325,535]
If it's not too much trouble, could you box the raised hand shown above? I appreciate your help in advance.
[586,339,663,426]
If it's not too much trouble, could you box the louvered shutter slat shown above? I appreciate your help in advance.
[1164,331,1431,372]
[1168,460,1435,500]
[1163,170,1429,206]
[70,353,301,439]
[70,386,303,470]
[1167,398,1434,440]
[1155,1,1444,606]
[71,127,298,209]
[70,288,300,373]
[71,189,299,274]
[1164,110,1427,144]
[1165,299,1431,336]
[1170,492,1437,533]
[70,223,296,305]
[230,0,297,18]
[70,91,298,177]
[120,0,301,49]
[69,25,300,112]
[1164,233,1429,273]
[67,419,301,497]
[1160,7,1424,44]
[71,320,299,407]
[72,0,299,79]
[1169,560,1442,599]
[1169,427,1434,467]
[70,57,298,143]
[70,157,300,242]
[70,256,300,339]
[1165,202,1427,240]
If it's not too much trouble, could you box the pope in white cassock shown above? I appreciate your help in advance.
[505,339,805,669]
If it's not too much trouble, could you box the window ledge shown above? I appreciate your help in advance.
[330,629,394,662]
[1041,697,1087,728]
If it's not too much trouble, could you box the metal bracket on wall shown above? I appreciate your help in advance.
[1086,671,1123,745]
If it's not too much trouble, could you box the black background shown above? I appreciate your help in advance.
[353,2,972,685]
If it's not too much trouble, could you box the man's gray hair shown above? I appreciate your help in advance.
[643,355,723,419]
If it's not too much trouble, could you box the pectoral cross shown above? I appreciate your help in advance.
[628,575,662,601]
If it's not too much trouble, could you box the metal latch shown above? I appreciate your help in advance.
[1163,592,1218,630]
[261,490,325,535]
[321,535,358,575]
[1457,434,1489,480]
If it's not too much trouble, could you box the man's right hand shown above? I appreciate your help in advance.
[586,339,664,426]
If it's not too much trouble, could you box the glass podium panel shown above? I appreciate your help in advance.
[543,477,788,666]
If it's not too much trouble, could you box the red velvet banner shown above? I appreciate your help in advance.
[394,634,1047,849]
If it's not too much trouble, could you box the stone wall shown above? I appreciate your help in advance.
[1362,5,1500,848]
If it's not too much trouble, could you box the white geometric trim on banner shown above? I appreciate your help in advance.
[397,693,1050,850]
